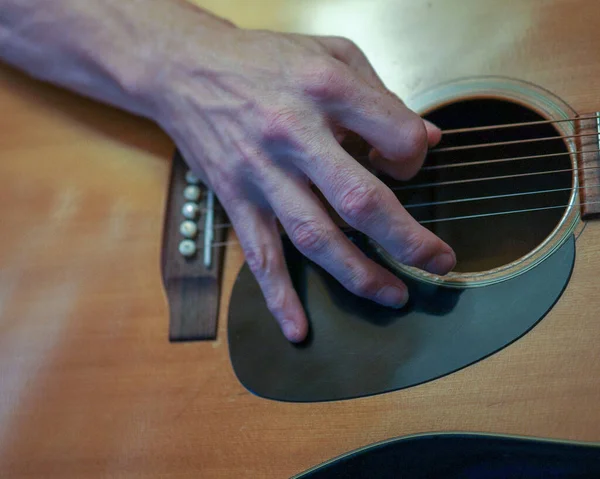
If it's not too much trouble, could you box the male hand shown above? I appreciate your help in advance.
[154,13,456,342]
[0,0,455,343]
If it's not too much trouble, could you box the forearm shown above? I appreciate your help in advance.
[0,0,233,119]
[0,0,453,343]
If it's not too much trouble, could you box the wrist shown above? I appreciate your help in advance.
[133,1,238,124]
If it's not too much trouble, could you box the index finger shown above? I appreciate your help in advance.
[301,135,456,276]
[305,62,433,180]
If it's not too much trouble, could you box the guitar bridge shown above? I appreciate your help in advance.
[160,151,228,341]
[576,112,600,219]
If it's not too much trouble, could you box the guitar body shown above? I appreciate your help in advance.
[1,1,599,477]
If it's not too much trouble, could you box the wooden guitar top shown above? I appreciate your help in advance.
[1,1,600,477]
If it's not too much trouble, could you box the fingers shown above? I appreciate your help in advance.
[368,119,441,178]
[301,51,440,180]
[315,35,442,149]
[303,63,432,181]
[224,200,309,343]
[260,173,411,308]
[297,134,456,275]
[336,94,429,180]
[424,119,442,147]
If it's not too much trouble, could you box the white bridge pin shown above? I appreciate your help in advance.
[178,239,197,257]
[183,185,201,202]
[185,171,201,185]
[179,220,198,238]
[182,202,199,220]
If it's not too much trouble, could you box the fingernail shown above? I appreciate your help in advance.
[423,119,442,147]
[282,321,299,340]
[423,119,441,135]
[376,285,409,308]
[424,252,456,275]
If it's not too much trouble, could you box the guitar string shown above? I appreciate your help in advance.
[203,181,600,232]
[390,164,600,191]
[188,114,599,207]
[427,132,598,154]
[334,114,599,139]
[439,114,599,135]
[186,114,600,249]
[197,198,600,250]
[356,149,600,171]
[192,166,600,225]
[370,182,596,209]
[190,163,600,216]
[192,147,599,215]
[185,116,599,210]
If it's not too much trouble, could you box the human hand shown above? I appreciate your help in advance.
[152,6,456,342]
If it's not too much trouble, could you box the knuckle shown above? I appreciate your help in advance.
[265,287,288,319]
[338,183,383,222]
[401,118,428,160]
[397,232,430,267]
[245,247,267,276]
[290,219,330,254]
[302,59,347,99]
[233,142,269,181]
[346,264,379,298]
[245,243,282,279]
[261,106,305,141]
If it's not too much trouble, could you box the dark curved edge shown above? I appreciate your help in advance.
[328,234,577,404]
[293,432,600,479]
[227,234,576,403]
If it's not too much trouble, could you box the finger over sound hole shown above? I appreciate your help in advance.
[386,99,572,274]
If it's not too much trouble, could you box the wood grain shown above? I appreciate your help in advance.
[161,152,227,341]
[576,113,600,219]
[1,1,600,478]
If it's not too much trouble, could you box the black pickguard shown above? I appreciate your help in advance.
[227,233,575,402]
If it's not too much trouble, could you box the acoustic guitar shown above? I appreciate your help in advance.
[1,0,600,477]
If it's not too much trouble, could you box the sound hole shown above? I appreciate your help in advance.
[389,99,573,273]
